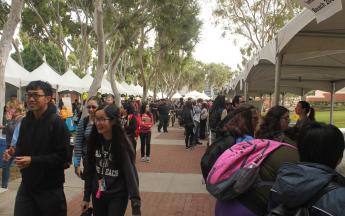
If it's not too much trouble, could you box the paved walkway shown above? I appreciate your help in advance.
[0,124,215,215]
[67,125,215,216]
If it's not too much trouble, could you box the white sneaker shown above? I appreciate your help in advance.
[141,157,146,162]
[0,188,8,193]
[146,157,151,162]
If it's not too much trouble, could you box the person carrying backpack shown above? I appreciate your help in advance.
[206,105,299,216]
[267,122,345,216]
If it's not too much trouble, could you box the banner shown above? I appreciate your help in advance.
[297,0,343,23]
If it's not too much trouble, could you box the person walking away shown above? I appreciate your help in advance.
[157,99,170,133]
[268,122,345,215]
[3,81,70,216]
[193,100,202,145]
[139,103,153,162]
[209,95,227,143]
[2,103,25,189]
[81,104,141,216]
[182,101,195,149]
[199,103,208,140]
[73,96,99,178]
[124,104,138,155]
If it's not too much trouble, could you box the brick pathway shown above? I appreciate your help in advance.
[67,126,215,216]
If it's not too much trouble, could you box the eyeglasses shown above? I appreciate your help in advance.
[95,118,112,123]
[87,105,97,109]
[25,93,46,100]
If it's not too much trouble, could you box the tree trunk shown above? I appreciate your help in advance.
[88,0,105,98]
[12,39,23,66]
[0,0,24,129]
[138,27,147,101]
[110,48,126,107]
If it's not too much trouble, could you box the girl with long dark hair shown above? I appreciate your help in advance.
[81,104,141,216]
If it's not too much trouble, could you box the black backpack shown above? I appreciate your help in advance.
[200,134,235,180]
[209,108,222,130]
[267,182,339,216]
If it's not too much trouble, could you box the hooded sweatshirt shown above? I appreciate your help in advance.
[269,162,345,216]
[15,103,69,191]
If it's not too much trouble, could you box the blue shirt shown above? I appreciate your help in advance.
[11,121,21,147]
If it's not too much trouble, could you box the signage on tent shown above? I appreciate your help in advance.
[297,0,342,23]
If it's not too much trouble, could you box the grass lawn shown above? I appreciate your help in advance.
[290,110,345,128]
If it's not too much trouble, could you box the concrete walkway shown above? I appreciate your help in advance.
[0,125,215,216]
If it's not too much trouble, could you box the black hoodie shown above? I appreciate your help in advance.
[15,103,69,191]
[269,162,345,215]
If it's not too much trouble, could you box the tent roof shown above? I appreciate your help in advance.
[60,69,88,93]
[172,92,182,99]
[235,1,345,95]
[24,61,69,89]
[5,57,30,87]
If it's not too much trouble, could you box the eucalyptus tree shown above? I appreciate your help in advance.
[214,0,301,68]
[153,0,202,99]
[0,0,24,128]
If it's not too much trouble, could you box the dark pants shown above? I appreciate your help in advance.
[128,135,137,156]
[158,115,169,132]
[140,132,151,157]
[92,193,128,216]
[200,119,207,139]
[185,125,194,148]
[14,184,67,216]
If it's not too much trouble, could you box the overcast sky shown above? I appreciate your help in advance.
[193,0,243,69]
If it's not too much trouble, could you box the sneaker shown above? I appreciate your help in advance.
[141,157,146,162]
[0,188,8,193]
[146,157,151,162]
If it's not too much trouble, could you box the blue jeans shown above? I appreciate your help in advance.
[2,158,13,188]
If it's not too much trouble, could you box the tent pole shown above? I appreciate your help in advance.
[330,82,335,124]
[17,81,22,102]
[56,85,59,107]
[273,54,282,106]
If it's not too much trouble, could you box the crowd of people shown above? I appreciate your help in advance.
[1,80,345,216]
[202,95,345,216]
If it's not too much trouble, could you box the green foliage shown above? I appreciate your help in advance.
[11,41,65,74]
[205,63,232,91]
[214,0,302,69]
[0,1,10,29]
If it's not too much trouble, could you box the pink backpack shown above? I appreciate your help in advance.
[206,139,295,201]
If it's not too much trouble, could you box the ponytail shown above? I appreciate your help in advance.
[308,107,315,121]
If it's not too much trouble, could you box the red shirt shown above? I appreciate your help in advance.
[140,113,153,133]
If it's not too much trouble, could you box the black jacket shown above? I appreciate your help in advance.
[15,103,69,191]
[269,162,345,215]
[84,137,141,215]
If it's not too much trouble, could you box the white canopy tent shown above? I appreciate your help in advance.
[4,57,31,88]
[171,92,182,99]
[60,69,88,93]
[23,61,70,91]
[120,82,137,96]
[231,2,345,122]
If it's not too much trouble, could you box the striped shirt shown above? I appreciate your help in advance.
[73,116,93,167]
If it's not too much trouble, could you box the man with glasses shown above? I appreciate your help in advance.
[3,81,69,216]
